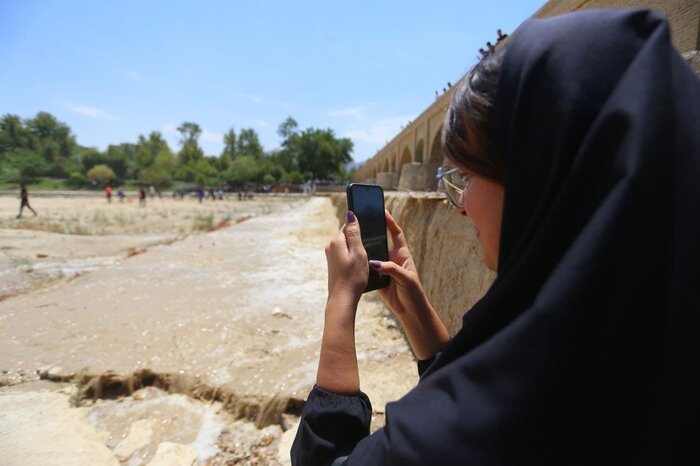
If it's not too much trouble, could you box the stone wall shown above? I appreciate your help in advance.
[534,0,699,54]
[330,192,496,335]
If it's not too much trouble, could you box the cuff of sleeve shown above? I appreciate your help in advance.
[291,385,372,466]
[417,351,442,378]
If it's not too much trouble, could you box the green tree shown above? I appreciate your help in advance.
[176,143,205,181]
[0,148,49,183]
[0,114,31,155]
[236,128,263,159]
[87,164,116,184]
[295,128,353,179]
[222,128,237,161]
[24,112,76,177]
[79,147,108,173]
[192,157,220,186]
[136,132,170,170]
[177,122,202,146]
[277,117,298,140]
[106,143,138,179]
[226,155,260,186]
[284,171,304,185]
[139,149,176,187]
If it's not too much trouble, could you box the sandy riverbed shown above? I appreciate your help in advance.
[0,194,418,465]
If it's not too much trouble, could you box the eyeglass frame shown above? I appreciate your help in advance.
[436,165,470,209]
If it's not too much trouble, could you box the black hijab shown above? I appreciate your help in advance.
[347,9,700,465]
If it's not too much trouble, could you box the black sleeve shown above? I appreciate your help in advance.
[416,351,442,378]
[291,385,373,466]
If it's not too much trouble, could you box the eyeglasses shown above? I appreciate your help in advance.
[437,165,470,208]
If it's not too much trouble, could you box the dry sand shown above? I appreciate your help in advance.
[0,194,418,465]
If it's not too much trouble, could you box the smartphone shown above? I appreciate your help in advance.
[346,183,390,293]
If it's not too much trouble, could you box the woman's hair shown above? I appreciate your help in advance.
[442,48,506,183]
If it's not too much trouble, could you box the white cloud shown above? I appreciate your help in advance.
[127,71,143,81]
[200,129,223,144]
[162,124,222,145]
[327,104,413,147]
[252,119,269,129]
[238,92,263,104]
[59,100,120,121]
[343,116,411,145]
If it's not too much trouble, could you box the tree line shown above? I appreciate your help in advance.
[0,112,355,189]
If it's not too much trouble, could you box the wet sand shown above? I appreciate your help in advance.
[0,195,418,465]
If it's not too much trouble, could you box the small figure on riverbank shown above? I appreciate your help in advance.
[105,185,112,203]
[16,185,37,218]
[139,186,147,206]
[117,186,125,202]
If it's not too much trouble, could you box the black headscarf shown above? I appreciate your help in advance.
[344,9,700,465]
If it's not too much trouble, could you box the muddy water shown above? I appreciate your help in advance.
[0,196,418,465]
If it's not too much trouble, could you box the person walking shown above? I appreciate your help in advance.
[16,185,37,218]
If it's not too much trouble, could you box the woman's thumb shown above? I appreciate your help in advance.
[344,211,363,251]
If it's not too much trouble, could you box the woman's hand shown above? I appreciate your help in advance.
[371,210,449,359]
[325,211,369,304]
[317,211,367,394]
[372,210,429,317]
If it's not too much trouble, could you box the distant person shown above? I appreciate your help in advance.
[238,191,243,201]
[105,185,113,203]
[149,185,156,198]
[218,187,225,200]
[117,186,125,202]
[139,186,147,206]
[16,185,37,218]
[197,187,205,204]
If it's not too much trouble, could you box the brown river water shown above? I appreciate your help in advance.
[0,195,417,465]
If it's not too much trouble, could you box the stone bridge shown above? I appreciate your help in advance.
[354,87,455,192]
[353,0,699,191]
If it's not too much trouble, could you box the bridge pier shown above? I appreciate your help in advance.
[376,172,398,191]
[398,162,440,191]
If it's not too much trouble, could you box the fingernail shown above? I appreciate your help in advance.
[369,260,381,270]
[346,211,356,223]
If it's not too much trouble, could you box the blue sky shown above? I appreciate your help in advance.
[0,0,545,163]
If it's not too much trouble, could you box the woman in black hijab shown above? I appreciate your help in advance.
[292,8,700,465]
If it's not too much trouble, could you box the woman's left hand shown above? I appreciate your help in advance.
[325,211,369,303]
[317,211,367,394]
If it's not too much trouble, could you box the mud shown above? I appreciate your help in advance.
[0,195,418,465]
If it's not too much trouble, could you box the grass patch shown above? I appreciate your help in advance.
[192,213,215,231]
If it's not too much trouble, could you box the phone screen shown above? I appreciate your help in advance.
[346,183,390,292]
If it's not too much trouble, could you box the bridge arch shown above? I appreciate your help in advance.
[429,125,444,163]
[400,147,412,168]
[415,139,424,163]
